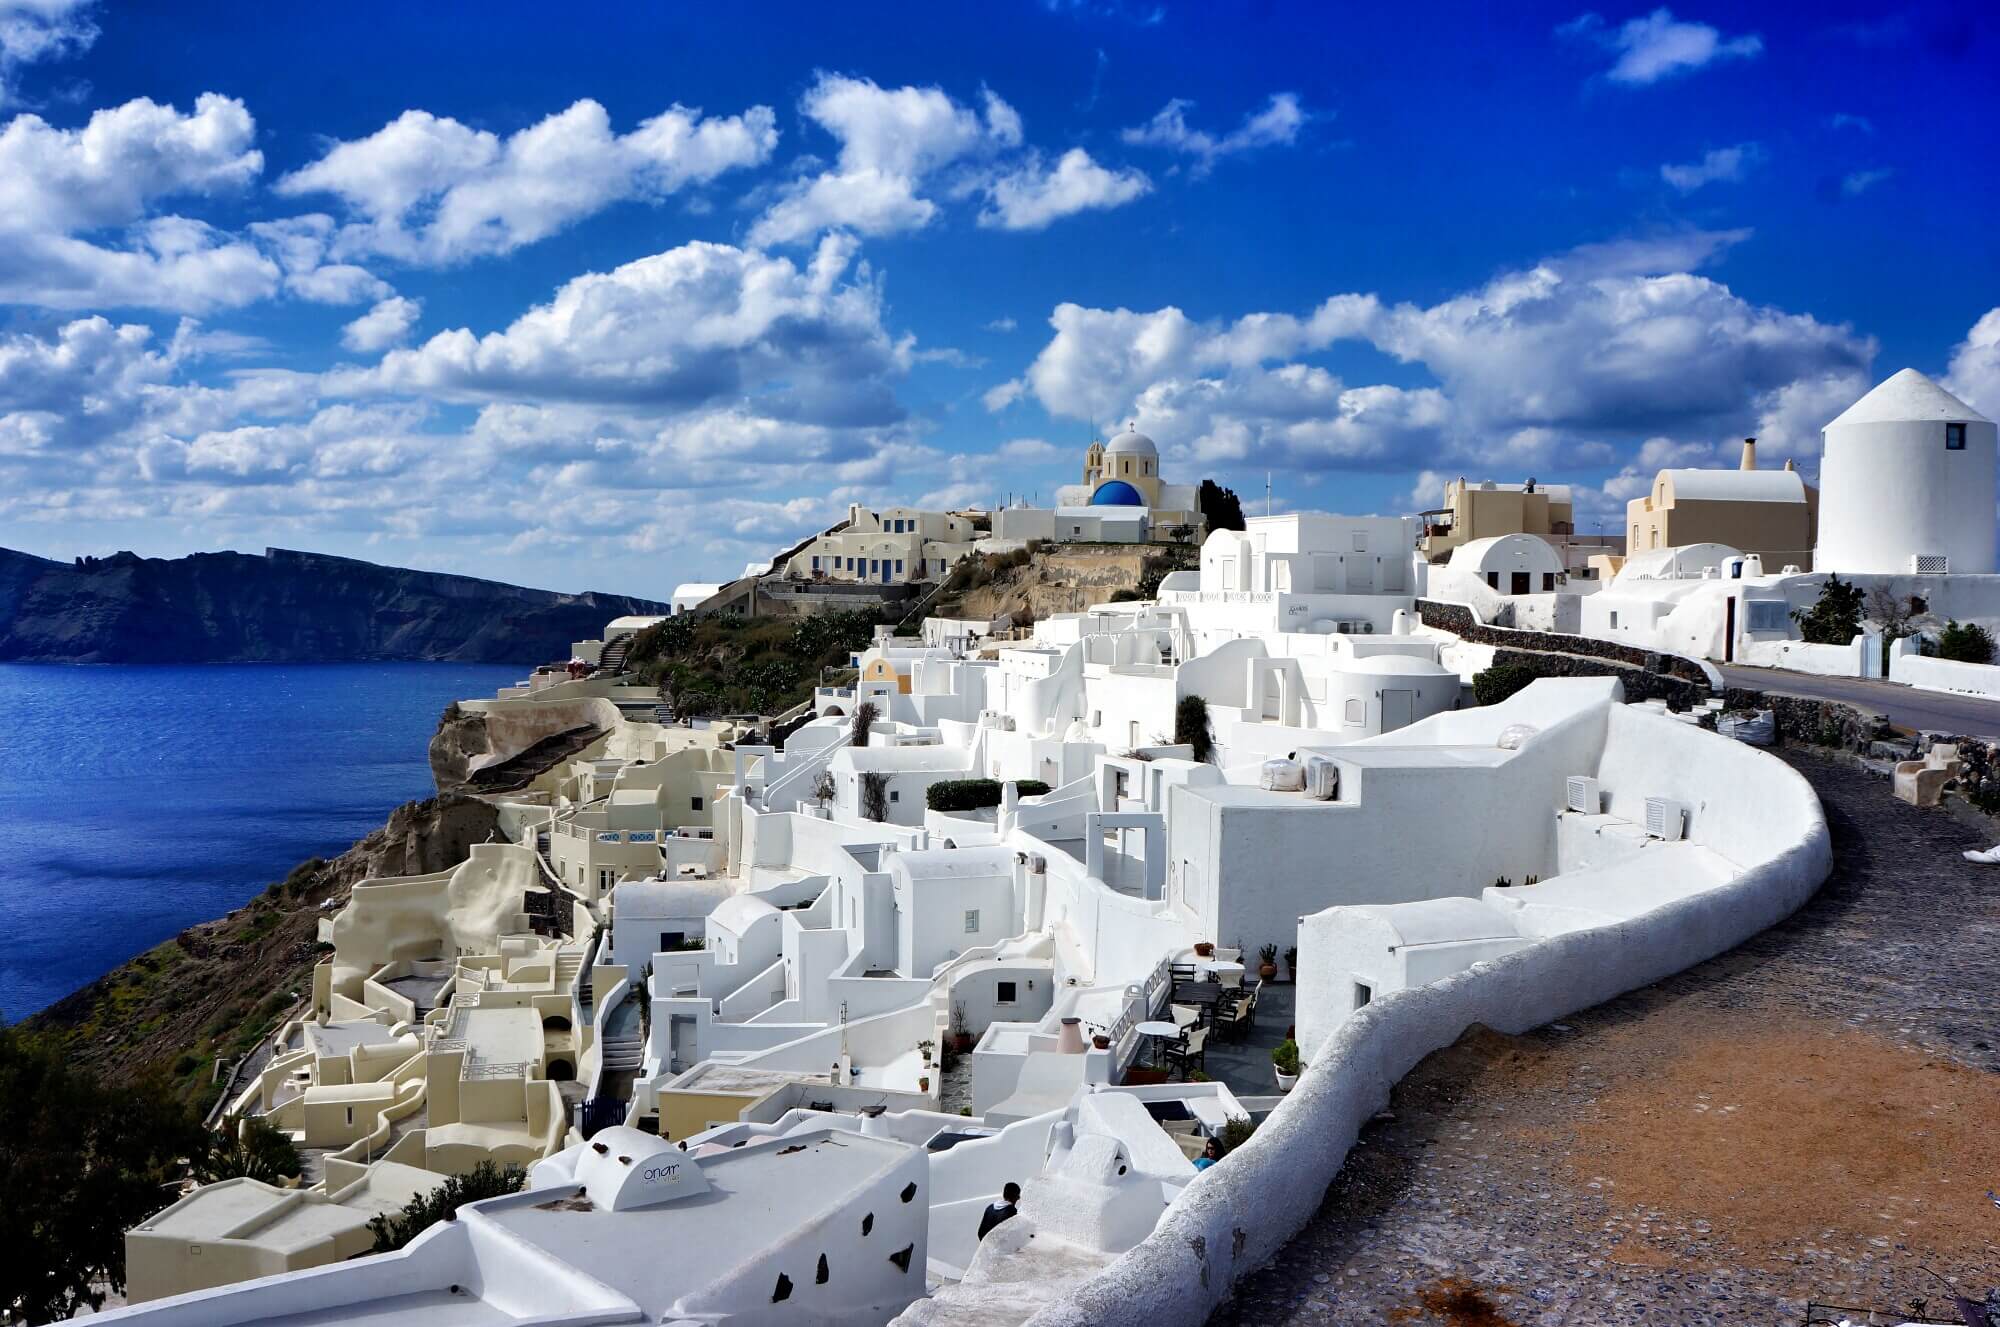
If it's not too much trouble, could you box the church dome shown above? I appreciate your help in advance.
[1090,480,1145,506]
[1104,430,1158,458]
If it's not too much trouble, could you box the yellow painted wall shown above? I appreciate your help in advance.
[657,1088,765,1141]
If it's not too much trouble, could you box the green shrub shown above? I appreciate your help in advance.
[1935,620,1995,664]
[1215,1114,1258,1157]
[925,778,1052,812]
[1174,694,1214,763]
[1472,664,1537,707]
[1791,574,1864,645]
[369,1162,525,1252]
[1271,1039,1300,1076]
[193,1116,302,1185]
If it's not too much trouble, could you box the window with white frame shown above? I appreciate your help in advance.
[964,908,980,933]
[1947,422,1967,450]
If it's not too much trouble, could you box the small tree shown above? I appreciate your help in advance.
[1167,522,1196,545]
[1936,620,1996,664]
[1791,574,1864,645]
[849,700,878,748]
[194,1115,303,1185]
[1866,584,1921,671]
[1198,479,1246,532]
[1174,694,1214,763]
[0,1029,206,1322]
[368,1162,525,1252]
[859,771,891,822]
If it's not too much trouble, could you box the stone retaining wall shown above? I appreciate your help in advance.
[1418,599,1716,685]
[1490,646,1707,708]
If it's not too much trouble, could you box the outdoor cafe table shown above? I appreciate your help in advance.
[1135,1020,1182,1066]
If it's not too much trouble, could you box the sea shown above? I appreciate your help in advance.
[0,662,526,1022]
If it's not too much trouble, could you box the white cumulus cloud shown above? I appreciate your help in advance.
[278,98,777,265]
[1559,8,1762,85]
[1002,231,1875,477]
[1945,307,2000,421]
[978,148,1149,230]
[0,0,97,107]
[0,93,278,311]
[750,73,1021,246]
[342,295,422,353]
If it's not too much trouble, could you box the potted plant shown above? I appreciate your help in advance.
[1283,945,1298,983]
[918,1074,931,1093]
[1193,941,1215,958]
[917,1039,935,1066]
[1272,1039,1300,1092]
[1257,943,1279,981]
[1091,1033,1111,1050]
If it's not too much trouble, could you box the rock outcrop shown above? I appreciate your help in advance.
[0,545,670,664]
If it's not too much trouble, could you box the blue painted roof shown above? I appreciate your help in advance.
[1089,480,1145,506]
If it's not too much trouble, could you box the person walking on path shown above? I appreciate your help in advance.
[977,1182,1021,1240]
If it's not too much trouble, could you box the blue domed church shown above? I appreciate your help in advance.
[986,425,1205,544]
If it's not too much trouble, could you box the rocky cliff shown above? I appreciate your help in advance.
[0,545,671,664]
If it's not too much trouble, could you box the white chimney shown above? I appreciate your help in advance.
[1740,437,1757,471]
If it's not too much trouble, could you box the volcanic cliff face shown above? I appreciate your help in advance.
[0,546,670,664]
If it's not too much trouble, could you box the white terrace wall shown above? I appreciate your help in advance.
[1024,707,1830,1327]
[1890,649,2000,701]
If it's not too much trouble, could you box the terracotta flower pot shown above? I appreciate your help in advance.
[1092,1034,1111,1050]
[1259,962,1277,980]
[1193,942,1215,957]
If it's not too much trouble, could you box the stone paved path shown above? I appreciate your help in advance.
[1211,750,2000,1327]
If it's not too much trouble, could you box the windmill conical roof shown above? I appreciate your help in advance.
[1827,368,1990,428]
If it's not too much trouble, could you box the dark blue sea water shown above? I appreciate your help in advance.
[0,662,525,1021]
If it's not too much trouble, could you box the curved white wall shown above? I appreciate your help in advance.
[1024,707,1831,1327]
[1817,416,1997,574]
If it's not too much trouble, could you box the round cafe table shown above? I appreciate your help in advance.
[1135,1020,1181,1066]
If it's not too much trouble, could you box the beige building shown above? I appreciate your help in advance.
[1625,439,1817,571]
[1420,477,1623,579]
[1420,478,1574,561]
[786,506,980,585]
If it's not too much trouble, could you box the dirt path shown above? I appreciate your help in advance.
[1213,750,2000,1327]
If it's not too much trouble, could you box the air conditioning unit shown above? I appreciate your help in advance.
[1911,554,1949,575]
[1644,797,1686,842]
[1564,776,1601,814]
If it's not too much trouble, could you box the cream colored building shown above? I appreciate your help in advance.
[1626,439,1817,571]
[786,506,980,585]
[125,1160,449,1303]
[1420,478,1574,561]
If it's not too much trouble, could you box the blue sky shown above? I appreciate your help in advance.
[0,0,1995,598]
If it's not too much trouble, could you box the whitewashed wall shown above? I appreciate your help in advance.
[1890,649,2000,701]
[1023,708,1830,1327]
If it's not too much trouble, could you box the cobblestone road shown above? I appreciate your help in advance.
[1211,751,2000,1327]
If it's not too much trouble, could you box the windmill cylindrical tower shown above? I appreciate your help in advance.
[1815,368,1996,574]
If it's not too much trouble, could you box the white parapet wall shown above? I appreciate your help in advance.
[1024,705,1832,1327]
[1890,649,2000,702]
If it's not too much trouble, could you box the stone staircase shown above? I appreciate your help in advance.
[601,1028,644,1072]
[598,634,636,675]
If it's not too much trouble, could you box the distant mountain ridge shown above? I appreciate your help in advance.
[0,546,671,664]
